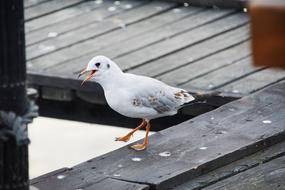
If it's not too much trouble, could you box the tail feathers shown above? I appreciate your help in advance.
[179,91,220,108]
[189,91,220,101]
[175,91,195,104]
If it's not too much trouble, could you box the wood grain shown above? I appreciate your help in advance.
[30,82,285,190]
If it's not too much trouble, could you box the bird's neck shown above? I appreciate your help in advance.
[96,70,125,91]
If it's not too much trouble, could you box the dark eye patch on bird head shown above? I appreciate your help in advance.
[107,63,110,69]
[95,62,101,68]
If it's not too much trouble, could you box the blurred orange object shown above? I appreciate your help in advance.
[250,0,285,68]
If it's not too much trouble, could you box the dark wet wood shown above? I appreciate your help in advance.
[174,141,285,189]
[31,82,285,190]
[203,155,285,190]
[31,169,149,190]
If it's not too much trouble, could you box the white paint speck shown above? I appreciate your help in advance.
[47,32,58,38]
[124,4,132,9]
[108,6,116,11]
[95,0,103,4]
[57,175,65,179]
[131,157,142,162]
[243,8,247,12]
[210,117,215,120]
[38,44,56,52]
[159,151,171,157]
[199,147,208,150]
[173,8,181,13]
[119,23,126,29]
[262,120,272,124]
[113,19,126,29]
[118,164,123,168]
[184,3,189,7]
[113,173,121,177]
[114,1,120,5]
[229,108,236,112]
[30,186,40,190]
[232,89,239,93]
[208,84,214,89]
[198,159,205,163]
[187,57,193,62]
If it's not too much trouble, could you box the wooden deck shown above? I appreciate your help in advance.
[30,82,285,190]
[24,0,285,107]
[25,1,285,189]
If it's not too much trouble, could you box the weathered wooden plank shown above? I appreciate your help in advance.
[30,167,69,185]
[25,0,83,21]
[24,0,50,8]
[31,166,106,190]
[168,0,247,9]
[114,13,248,71]
[156,41,250,86]
[29,5,204,71]
[25,0,112,33]
[181,56,264,90]
[41,86,74,101]
[83,178,149,190]
[26,1,177,60]
[31,167,149,190]
[91,9,232,62]
[130,25,249,80]
[39,8,230,71]
[32,82,285,190]
[203,155,285,190]
[25,0,147,45]
[221,68,285,94]
[30,24,249,93]
[27,71,100,92]
[174,140,285,190]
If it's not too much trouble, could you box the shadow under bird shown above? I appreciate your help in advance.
[78,55,217,151]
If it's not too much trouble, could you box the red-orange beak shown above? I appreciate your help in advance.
[78,68,96,86]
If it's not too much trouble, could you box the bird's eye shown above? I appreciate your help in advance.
[95,62,100,67]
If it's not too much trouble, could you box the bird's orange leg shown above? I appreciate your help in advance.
[130,121,150,151]
[115,119,147,142]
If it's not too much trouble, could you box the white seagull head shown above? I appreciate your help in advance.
[78,55,122,85]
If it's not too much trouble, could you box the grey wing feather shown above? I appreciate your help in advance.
[139,91,179,114]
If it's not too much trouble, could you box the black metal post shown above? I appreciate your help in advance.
[0,0,31,189]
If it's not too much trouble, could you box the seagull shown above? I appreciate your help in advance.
[78,55,217,150]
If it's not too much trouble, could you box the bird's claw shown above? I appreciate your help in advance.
[115,135,131,142]
[130,143,147,151]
